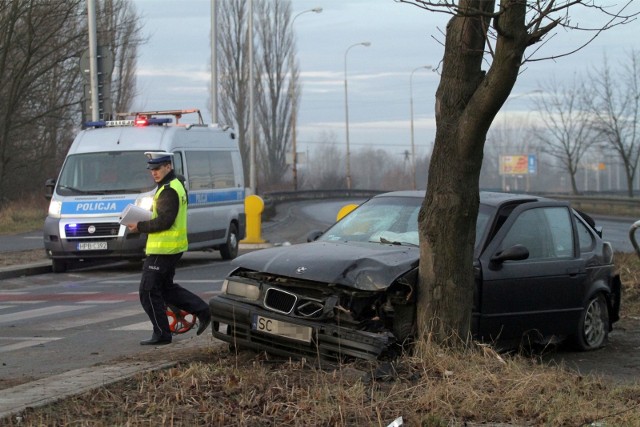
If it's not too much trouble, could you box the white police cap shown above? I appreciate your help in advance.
[144,151,174,169]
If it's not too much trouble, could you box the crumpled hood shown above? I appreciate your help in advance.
[232,241,419,291]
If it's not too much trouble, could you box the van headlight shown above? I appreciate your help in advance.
[48,198,62,218]
[222,279,260,300]
[136,196,154,211]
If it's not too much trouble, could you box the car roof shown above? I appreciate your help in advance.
[372,190,548,208]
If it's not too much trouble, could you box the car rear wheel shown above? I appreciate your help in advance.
[573,293,609,351]
[220,223,239,260]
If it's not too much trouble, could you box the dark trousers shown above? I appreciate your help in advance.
[139,253,208,339]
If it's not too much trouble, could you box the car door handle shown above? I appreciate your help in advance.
[566,267,580,276]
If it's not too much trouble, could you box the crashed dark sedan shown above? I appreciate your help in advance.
[209,191,621,361]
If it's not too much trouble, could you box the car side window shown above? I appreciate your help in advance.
[576,218,596,252]
[500,207,574,260]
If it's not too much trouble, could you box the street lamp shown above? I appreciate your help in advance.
[290,7,322,191]
[409,65,432,190]
[344,41,371,190]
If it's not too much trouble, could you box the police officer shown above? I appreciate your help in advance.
[127,152,211,345]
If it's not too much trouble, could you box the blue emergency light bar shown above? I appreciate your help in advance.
[83,117,173,129]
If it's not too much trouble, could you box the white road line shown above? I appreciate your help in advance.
[43,307,143,331]
[1,301,45,305]
[0,306,11,311]
[0,306,90,324]
[59,291,100,295]
[112,321,152,331]
[102,280,223,284]
[0,337,62,354]
[0,291,28,295]
[78,300,126,304]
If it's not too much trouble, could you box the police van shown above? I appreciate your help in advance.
[44,109,245,273]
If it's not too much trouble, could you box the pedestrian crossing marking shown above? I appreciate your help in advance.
[44,307,142,331]
[0,305,90,324]
[112,321,152,331]
[0,337,62,354]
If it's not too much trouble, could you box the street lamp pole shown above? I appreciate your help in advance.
[344,41,371,190]
[290,7,322,191]
[409,65,432,190]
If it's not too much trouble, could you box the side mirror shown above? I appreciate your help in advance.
[44,178,56,200]
[490,244,529,268]
[307,230,324,242]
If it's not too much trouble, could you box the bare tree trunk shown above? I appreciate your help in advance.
[417,0,527,346]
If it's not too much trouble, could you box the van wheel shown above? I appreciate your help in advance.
[220,223,239,260]
[52,259,67,273]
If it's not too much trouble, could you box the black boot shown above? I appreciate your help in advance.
[140,333,172,345]
[196,311,211,336]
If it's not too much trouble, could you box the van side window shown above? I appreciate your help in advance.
[173,152,184,177]
[186,151,235,190]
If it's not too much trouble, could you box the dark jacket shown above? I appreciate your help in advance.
[137,171,179,234]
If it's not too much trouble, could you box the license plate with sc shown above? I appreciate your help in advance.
[252,315,312,343]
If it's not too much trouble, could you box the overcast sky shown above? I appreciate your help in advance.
[132,0,640,159]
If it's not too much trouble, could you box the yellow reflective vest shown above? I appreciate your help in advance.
[145,179,188,255]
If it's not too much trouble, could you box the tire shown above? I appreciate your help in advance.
[573,293,609,351]
[51,259,67,273]
[392,303,416,344]
[220,223,239,260]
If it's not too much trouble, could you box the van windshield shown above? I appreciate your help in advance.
[57,151,156,196]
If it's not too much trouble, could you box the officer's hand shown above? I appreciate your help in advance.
[127,223,139,233]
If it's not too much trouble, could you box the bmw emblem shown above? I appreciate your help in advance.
[88,225,96,234]
[296,266,307,274]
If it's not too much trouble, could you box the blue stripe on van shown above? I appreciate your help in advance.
[188,188,245,205]
[61,199,136,215]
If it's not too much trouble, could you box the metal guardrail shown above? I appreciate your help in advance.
[260,190,640,219]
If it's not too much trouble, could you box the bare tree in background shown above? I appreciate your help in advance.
[303,132,346,190]
[97,0,144,113]
[0,0,85,204]
[586,51,640,197]
[254,0,294,188]
[533,77,598,195]
[397,0,637,348]
[217,0,252,185]
[216,0,299,190]
[0,0,143,204]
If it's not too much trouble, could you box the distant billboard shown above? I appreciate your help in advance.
[499,154,537,175]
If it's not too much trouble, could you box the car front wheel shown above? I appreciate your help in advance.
[573,293,609,351]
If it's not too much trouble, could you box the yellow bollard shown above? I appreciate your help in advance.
[241,195,266,243]
[336,203,359,221]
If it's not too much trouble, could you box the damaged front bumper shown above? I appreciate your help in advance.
[210,295,395,361]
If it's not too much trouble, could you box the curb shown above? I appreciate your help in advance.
[0,262,51,280]
[0,361,176,420]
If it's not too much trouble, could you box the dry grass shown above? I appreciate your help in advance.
[0,196,47,234]
[5,345,640,426]
[616,251,640,317]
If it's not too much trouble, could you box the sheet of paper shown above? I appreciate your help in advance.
[119,204,152,225]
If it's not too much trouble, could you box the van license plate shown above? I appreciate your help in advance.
[252,315,312,343]
[77,242,108,251]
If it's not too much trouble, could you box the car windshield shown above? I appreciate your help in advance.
[318,196,421,246]
[319,195,494,250]
[57,151,156,196]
